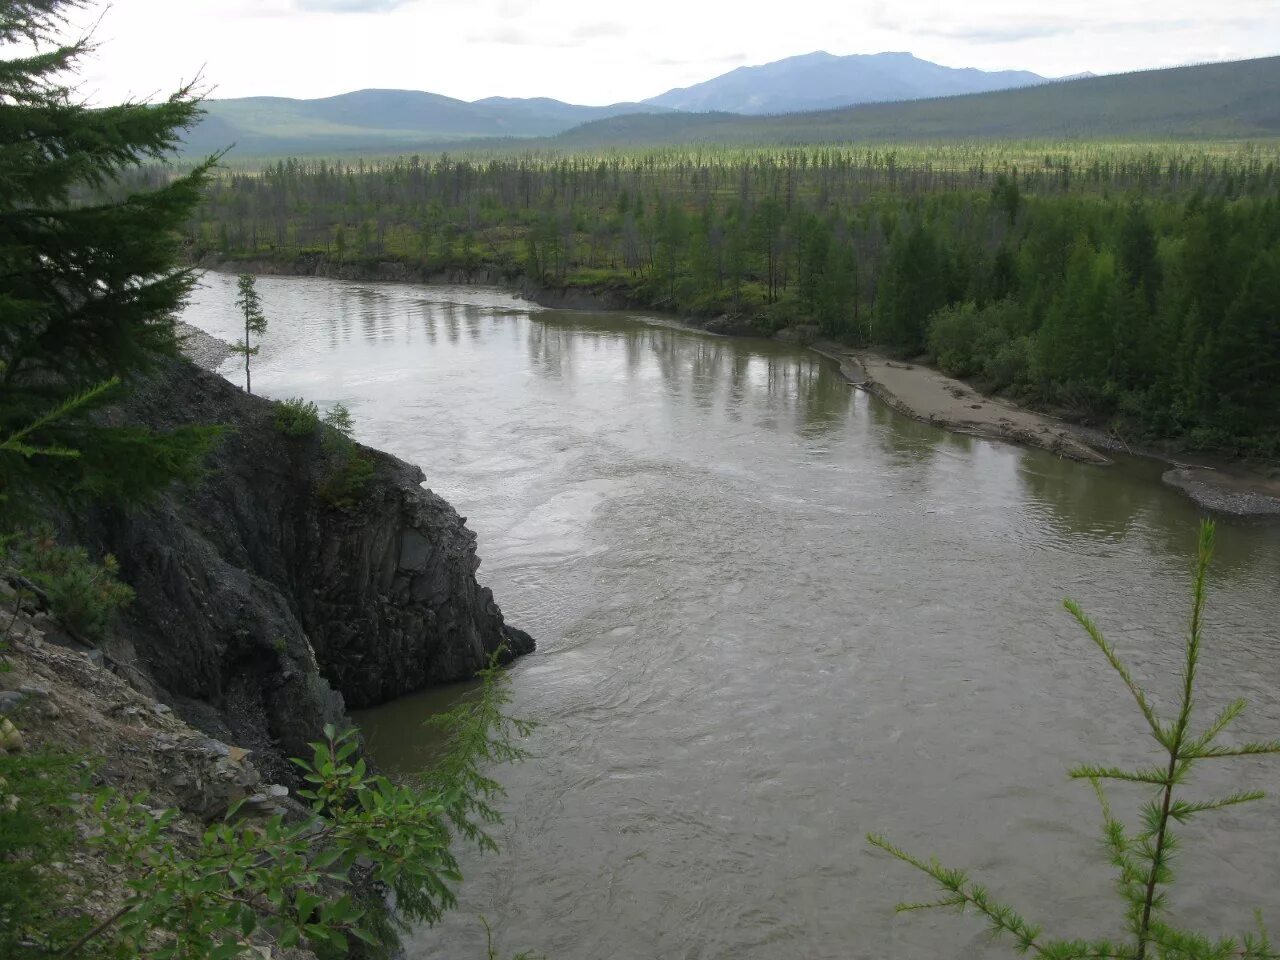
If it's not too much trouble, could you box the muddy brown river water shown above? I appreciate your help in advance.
[183,272,1280,960]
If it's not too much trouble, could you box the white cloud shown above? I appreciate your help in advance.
[53,0,1280,107]
[294,0,417,10]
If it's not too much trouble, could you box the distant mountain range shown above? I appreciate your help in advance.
[187,51,1067,156]
[554,56,1280,146]
[183,90,668,156]
[641,50,1048,114]
[184,52,1280,158]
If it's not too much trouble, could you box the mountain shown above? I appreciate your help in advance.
[643,51,1046,114]
[559,56,1280,146]
[184,90,667,157]
[187,55,1280,160]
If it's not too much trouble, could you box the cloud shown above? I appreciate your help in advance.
[870,9,1268,44]
[465,23,583,47]
[293,0,416,11]
[913,23,1074,43]
[570,20,628,40]
[654,52,747,67]
[465,20,631,48]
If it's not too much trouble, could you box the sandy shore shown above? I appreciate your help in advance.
[825,349,1280,518]
[852,351,1111,465]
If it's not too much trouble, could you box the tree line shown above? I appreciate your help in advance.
[190,148,1280,453]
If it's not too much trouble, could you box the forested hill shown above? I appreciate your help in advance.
[183,89,669,157]
[555,56,1280,146]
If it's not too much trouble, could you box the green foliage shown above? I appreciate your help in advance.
[317,455,375,511]
[0,656,529,959]
[3,530,134,641]
[273,397,320,437]
[873,220,949,354]
[0,748,89,960]
[316,403,374,508]
[0,0,221,527]
[230,275,268,395]
[868,521,1280,959]
[928,298,1024,382]
[321,403,355,441]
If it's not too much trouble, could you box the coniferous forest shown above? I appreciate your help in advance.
[188,144,1280,453]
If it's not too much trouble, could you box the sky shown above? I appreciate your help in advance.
[67,0,1280,105]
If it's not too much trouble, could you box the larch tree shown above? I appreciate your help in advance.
[231,273,267,394]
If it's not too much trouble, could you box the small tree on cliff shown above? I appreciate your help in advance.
[231,273,268,394]
[0,0,221,524]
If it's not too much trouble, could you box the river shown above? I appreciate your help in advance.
[183,272,1280,960]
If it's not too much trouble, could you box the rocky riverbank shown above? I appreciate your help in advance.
[0,320,535,958]
[83,357,533,773]
[1161,466,1280,518]
[5,344,534,792]
[0,592,325,959]
[176,320,233,370]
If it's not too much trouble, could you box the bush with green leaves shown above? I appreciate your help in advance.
[869,520,1280,960]
[316,404,375,509]
[3,531,134,641]
[1,658,530,960]
[274,398,320,438]
[0,749,87,960]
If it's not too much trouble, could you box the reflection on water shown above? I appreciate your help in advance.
[183,273,1280,960]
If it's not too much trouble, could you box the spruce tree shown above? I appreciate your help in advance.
[0,0,221,521]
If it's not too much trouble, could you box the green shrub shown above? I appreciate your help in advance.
[4,531,133,641]
[982,334,1033,392]
[869,521,1280,959]
[0,750,88,959]
[316,403,374,509]
[274,397,320,437]
[752,298,801,335]
[0,657,531,959]
[928,298,1024,381]
[927,300,985,377]
[317,453,376,510]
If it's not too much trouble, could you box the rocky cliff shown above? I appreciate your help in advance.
[75,358,532,778]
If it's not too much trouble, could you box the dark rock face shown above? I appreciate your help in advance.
[84,360,532,768]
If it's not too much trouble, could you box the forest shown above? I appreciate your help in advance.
[186,142,1280,453]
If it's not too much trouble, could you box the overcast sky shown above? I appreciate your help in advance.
[70,0,1280,105]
